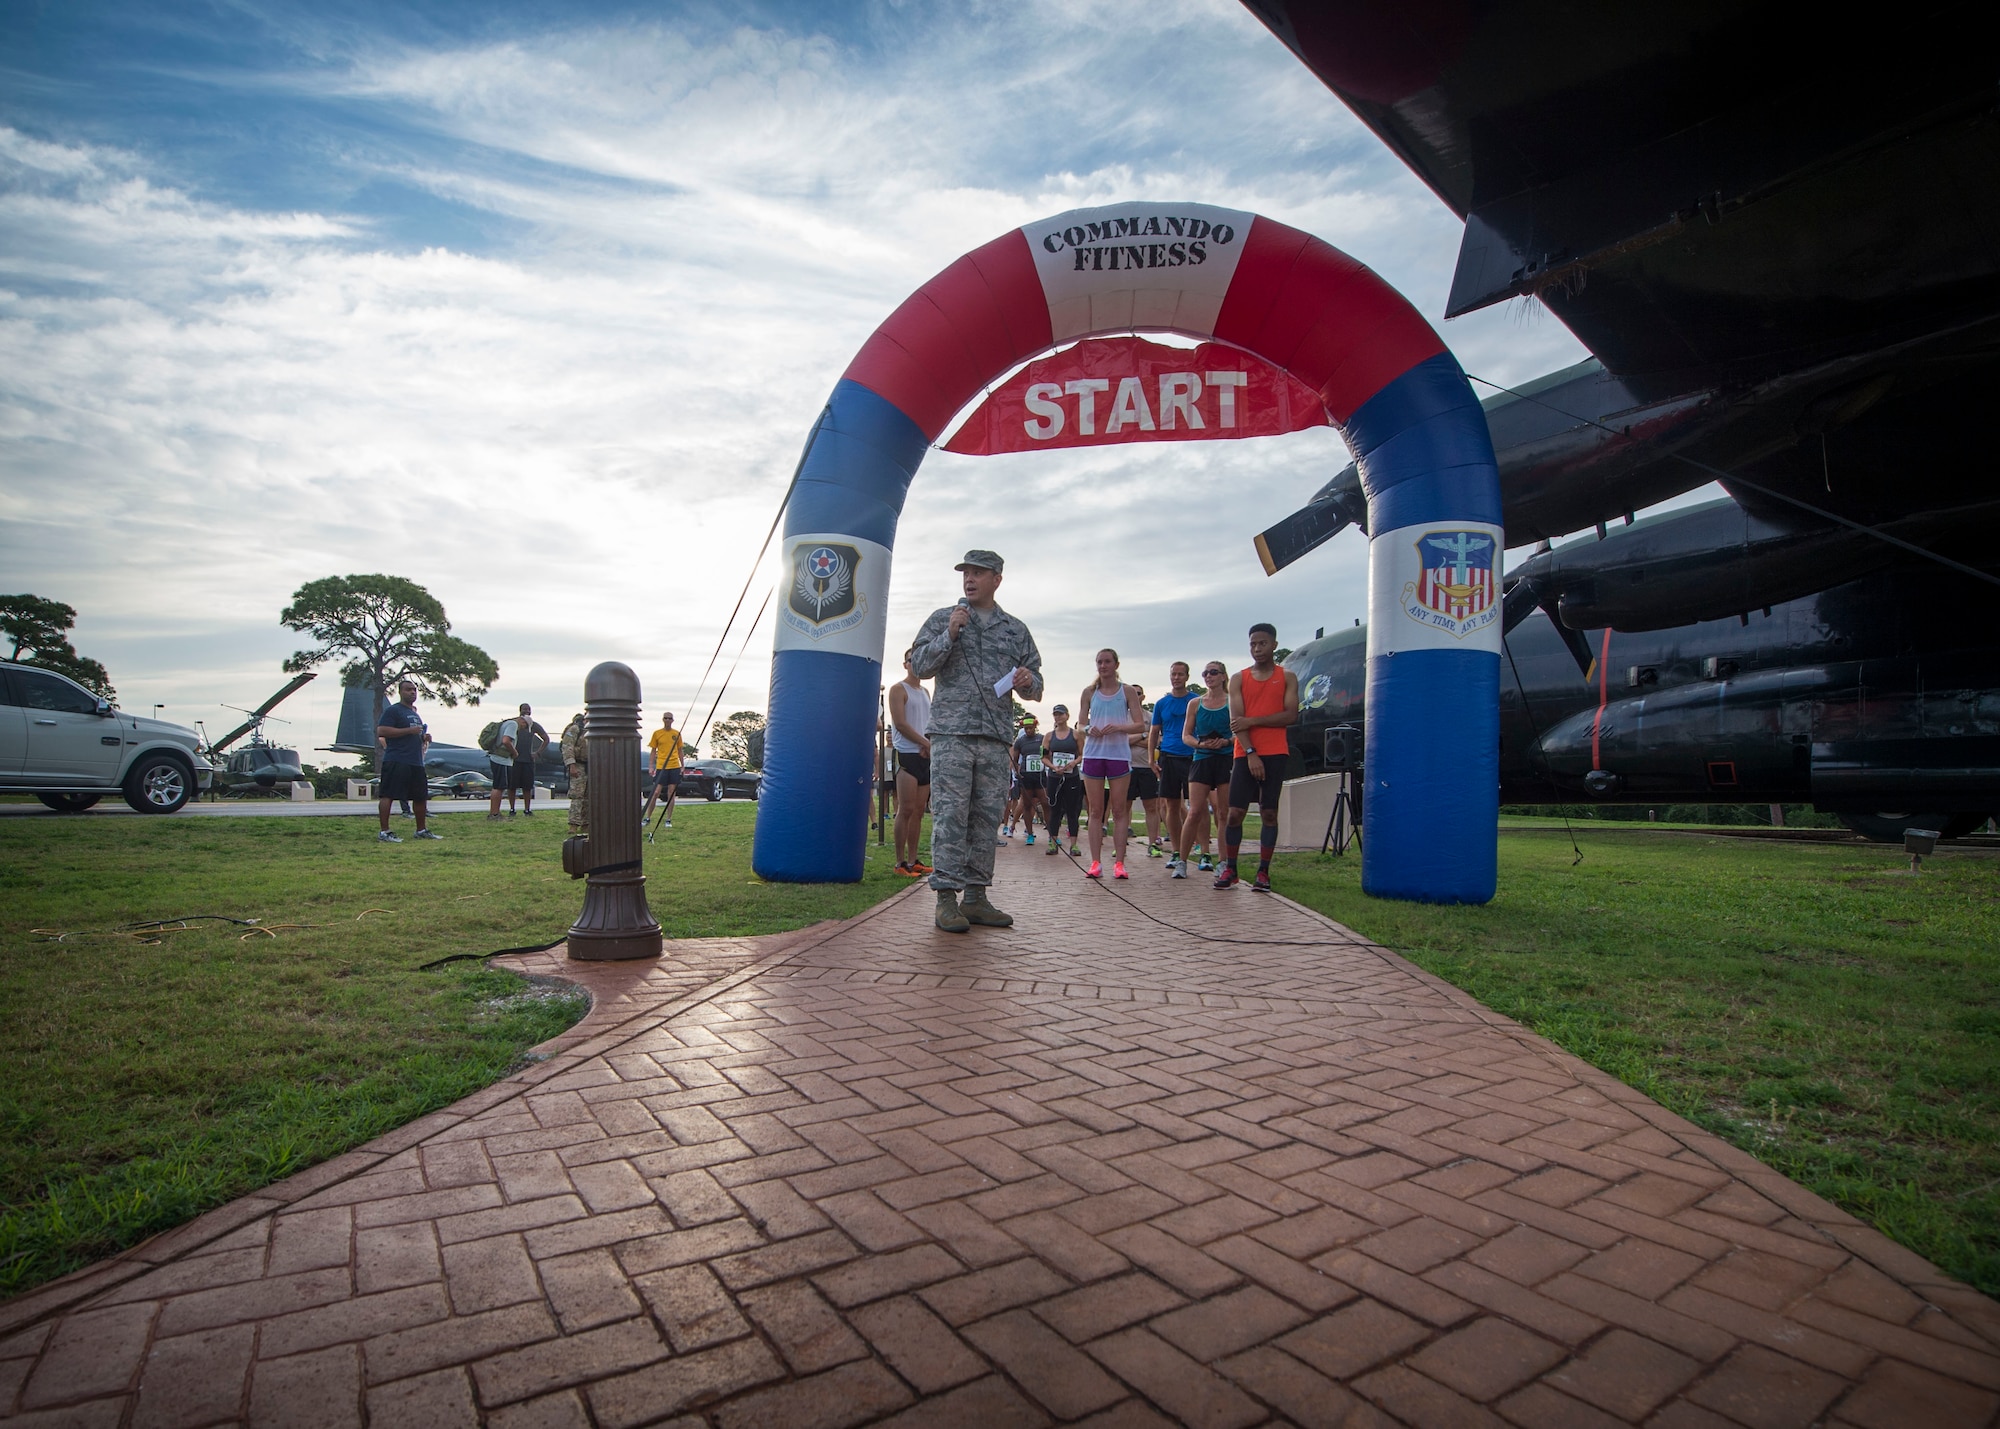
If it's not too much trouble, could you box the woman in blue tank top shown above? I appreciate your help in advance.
[1173,660,1234,877]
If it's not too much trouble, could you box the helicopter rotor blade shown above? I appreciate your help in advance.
[207,672,317,756]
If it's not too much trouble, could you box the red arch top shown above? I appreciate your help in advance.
[840,210,1446,443]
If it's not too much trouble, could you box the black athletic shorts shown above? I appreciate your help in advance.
[507,762,538,791]
[1017,772,1044,791]
[898,751,931,787]
[1127,765,1160,801]
[654,768,682,789]
[490,760,513,786]
[1158,753,1192,800]
[1189,751,1232,789]
[380,762,427,802]
[1228,752,1289,813]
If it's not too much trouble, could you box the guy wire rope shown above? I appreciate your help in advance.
[681,405,829,725]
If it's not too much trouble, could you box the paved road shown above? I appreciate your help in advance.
[0,799,574,818]
[4,849,1996,1425]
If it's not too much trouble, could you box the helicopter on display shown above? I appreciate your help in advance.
[199,673,316,798]
[1247,0,2000,839]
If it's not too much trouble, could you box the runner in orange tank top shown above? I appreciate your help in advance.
[1219,623,1300,891]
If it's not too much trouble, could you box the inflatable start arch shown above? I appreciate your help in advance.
[752,203,1503,903]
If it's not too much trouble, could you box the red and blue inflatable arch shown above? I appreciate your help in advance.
[754,203,1502,903]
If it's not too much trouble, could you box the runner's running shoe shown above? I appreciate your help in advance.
[1198,855,1214,872]
[1113,860,1128,880]
[1044,842,1061,856]
[1251,871,1273,892]
[910,859,934,874]
[1085,860,1102,879]
[1213,867,1239,889]
[1146,843,1163,858]
[1170,862,1187,879]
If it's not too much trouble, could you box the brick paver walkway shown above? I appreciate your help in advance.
[6,849,1999,1427]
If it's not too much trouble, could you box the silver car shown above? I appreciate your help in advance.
[0,661,213,813]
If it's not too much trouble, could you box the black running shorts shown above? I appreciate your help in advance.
[1158,753,1192,800]
[1127,765,1160,800]
[507,762,538,791]
[379,762,427,802]
[898,751,931,787]
[654,768,682,789]
[1228,752,1288,813]
[1189,751,1232,789]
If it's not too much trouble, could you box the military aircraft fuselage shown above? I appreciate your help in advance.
[1285,566,2000,823]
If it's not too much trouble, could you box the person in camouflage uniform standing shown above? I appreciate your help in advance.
[909,550,1043,932]
[561,711,588,837]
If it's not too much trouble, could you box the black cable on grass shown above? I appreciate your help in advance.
[1052,839,1365,948]
[417,937,569,972]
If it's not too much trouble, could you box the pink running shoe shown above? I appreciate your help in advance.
[1085,860,1102,879]
[1112,860,1128,879]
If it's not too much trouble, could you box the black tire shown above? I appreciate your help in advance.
[706,782,724,802]
[36,793,101,813]
[1837,811,1987,843]
[123,754,194,814]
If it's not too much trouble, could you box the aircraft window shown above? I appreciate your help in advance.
[12,669,98,713]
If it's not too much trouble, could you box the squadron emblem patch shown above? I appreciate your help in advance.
[782,541,869,641]
[1400,529,1497,639]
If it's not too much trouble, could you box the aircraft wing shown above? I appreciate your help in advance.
[1244,0,2000,585]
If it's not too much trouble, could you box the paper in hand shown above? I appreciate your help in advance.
[993,669,1017,698]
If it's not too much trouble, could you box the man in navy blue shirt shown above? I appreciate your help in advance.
[376,678,442,843]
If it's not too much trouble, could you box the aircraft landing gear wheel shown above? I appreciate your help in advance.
[123,754,194,814]
[37,793,101,813]
[1838,811,1986,843]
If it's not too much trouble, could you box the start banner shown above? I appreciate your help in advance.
[943,335,1330,456]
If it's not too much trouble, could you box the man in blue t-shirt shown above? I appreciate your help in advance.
[376,677,442,843]
[1150,661,1198,874]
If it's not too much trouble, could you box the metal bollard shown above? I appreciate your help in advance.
[568,661,663,961]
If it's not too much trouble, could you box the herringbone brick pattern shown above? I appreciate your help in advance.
[5,853,1998,1427]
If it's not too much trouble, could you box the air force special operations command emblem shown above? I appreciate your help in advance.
[784,542,868,638]
[1401,529,1497,639]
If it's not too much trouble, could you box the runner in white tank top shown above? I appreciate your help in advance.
[1076,648,1145,879]
[888,650,933,876]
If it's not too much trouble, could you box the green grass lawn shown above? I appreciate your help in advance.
[0,803,907,1298]
[1277,825,2000,1296]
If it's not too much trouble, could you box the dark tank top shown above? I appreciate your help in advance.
[1043,729,1080,777]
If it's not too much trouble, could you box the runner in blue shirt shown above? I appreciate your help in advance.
[1150,662,1199,874]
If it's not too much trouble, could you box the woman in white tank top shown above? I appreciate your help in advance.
[888,650,933,876]
[1076,648,1146,879]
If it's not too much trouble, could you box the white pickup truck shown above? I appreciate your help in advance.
[0,661,213,813]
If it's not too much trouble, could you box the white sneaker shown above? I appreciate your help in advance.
[415,828,443,840]
[377,830,402,843]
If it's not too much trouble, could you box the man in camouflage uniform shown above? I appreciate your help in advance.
[561,712,588,838]
[909,550,1043,932]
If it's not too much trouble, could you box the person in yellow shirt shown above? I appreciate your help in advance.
[643,712,686,829]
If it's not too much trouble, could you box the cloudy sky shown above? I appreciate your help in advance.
[0,0,1597,754]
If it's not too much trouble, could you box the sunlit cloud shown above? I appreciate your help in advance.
[0,0,1591,753]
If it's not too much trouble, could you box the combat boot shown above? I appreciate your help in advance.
[935,889,970,934]
[960,887,1014,927]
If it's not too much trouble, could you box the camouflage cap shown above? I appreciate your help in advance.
[955,549,1003,574]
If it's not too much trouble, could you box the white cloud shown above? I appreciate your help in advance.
[0,0,1592,753]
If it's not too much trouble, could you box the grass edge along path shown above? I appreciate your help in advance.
[0,804,907,1299]
[1277,826,2000,1297]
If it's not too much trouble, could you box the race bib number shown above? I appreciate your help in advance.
[1048,751,1076,770]
[1024,754,1043,773]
